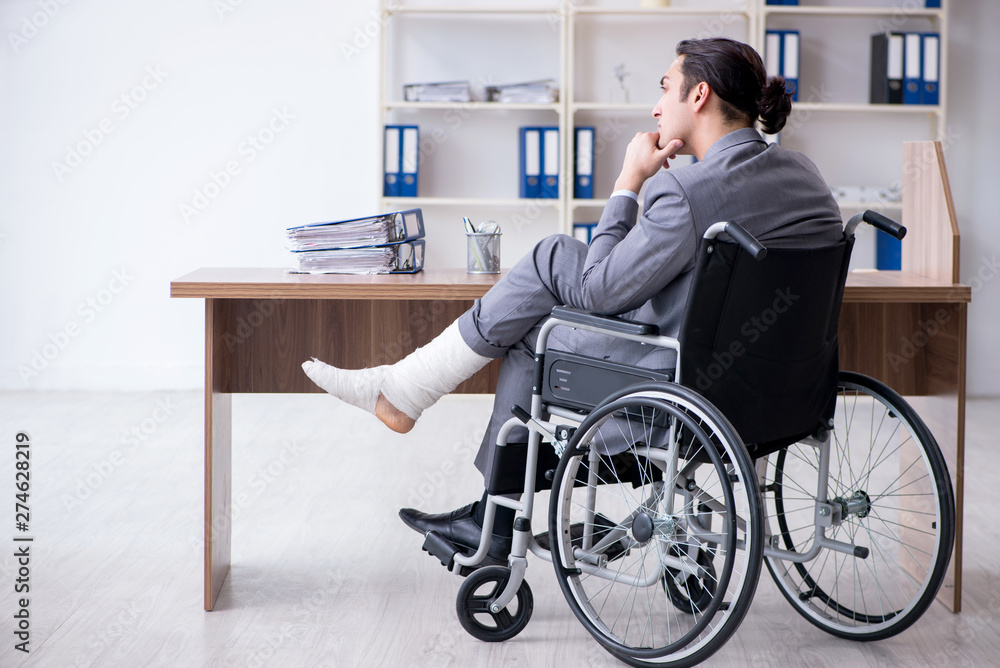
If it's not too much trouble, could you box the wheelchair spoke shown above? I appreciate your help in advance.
[550,387,764,664]
[762,374,953,640]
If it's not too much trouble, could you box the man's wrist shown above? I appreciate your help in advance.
[614,172,646,194]
[610,189,639,202]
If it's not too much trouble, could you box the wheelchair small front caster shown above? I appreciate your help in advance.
[456,566,533,642]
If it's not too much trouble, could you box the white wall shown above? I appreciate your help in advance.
[0,0,997,395]
[944,0,1000,397]
[0,0,383,390]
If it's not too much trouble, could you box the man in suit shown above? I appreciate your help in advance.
[303,37,843,564]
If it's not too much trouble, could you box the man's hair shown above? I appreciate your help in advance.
[675,37,792,135]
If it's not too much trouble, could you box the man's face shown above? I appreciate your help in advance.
[652,56,694,152]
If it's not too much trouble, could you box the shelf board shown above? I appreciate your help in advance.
[385,101,561,112]
[792,102,942,114]
[386,5,558,15]
[836,200,902,211]
[763,6,942,18]
[572,102,941,114]
[381,196,562,208]
[572,102,653,113]
[575,7,750,16]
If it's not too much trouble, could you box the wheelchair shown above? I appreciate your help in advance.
[418,211,956,668]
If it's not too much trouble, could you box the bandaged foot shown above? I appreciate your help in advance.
[302,321,491,433]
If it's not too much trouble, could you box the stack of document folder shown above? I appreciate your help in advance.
[287,209,425,274]
[403,81,472,103]
[485,80,559,104]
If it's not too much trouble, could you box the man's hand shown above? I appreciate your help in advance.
[613,133,684,194]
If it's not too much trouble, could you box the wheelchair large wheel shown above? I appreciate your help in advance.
[761,371,955,640]
[549,382,763,668]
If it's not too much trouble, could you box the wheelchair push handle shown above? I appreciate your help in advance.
[863,210,907,240]
[704,221,768,261]
[846,210,907,240]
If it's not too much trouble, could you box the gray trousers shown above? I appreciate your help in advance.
[456,234,672,484]
[457,234,585,482]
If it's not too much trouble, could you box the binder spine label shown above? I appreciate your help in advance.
[520,127,541,199]
[542,127,559,199]
[574,127,594,200]
[384,126,400,196]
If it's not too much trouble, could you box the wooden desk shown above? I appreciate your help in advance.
[171,267,970,612]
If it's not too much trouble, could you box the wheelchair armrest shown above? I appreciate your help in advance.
[550,306,660,336]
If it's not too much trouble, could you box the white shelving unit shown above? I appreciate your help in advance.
[757,0,947,146]
[377,0,948,268]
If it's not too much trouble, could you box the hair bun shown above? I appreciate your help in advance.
[757,76,793,135]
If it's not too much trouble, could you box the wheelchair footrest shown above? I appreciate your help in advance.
[421,531,477,576]
[422,531,460,569]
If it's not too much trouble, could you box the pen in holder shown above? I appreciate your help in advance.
[465,219,501,274]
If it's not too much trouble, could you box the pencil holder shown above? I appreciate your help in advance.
[466,231,501,274]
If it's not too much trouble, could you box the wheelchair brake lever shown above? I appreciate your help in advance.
[510,405,574,457]
[510,404,555,441]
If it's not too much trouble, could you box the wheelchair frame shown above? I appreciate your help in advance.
[423,214,955,667]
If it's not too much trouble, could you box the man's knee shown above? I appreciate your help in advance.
[534,233,587,256]
[533,234,588,277]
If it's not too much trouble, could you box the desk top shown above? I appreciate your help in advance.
[170,268,505,300]
[171,267,971,303]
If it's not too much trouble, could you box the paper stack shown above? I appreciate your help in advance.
[485,79,559,104]
[403,81,472,103]
[287,209,426,274]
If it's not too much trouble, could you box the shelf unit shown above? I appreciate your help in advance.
[756,0,947,156]
[377,0,948,269]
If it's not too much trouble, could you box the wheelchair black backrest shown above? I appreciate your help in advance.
[678,233,853,453]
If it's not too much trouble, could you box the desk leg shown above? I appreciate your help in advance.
[205,299,233,611]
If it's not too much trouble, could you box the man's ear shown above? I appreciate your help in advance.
[691,82,711,112]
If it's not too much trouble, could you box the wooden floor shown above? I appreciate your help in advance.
[0,390,997,667]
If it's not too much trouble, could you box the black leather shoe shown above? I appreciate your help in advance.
[399,503,512,566]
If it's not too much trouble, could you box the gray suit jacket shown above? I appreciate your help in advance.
[473,128,844,480]
[557,127,843,369]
